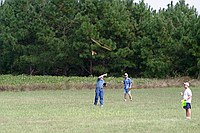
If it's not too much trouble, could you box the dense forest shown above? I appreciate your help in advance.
[0,0,200,78]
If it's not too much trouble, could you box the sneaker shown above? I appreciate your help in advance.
[186,117,191,120]
[100,105,103,107]
[124,99,127,101]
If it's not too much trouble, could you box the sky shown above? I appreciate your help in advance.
[0,0,5,6]
[134,0,200,14]
[0,0,199,14]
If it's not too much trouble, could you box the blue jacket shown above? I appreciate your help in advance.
[96,78,104,89]
[123,78,132,89]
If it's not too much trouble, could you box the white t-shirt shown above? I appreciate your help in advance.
[183,88,192,103]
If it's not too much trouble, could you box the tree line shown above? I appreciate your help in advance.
[0,0,200,78]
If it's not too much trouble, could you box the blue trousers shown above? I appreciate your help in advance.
[94,87,104,106]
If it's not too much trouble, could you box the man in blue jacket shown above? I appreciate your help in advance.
[94,73,107,107]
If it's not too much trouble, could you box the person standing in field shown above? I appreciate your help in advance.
[123,73,133,101]
[94,73,107,107]
[180,82,192,119]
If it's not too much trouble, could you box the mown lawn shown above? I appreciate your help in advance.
[0,87,199,133]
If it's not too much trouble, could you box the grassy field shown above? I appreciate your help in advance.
[0,87,199,133]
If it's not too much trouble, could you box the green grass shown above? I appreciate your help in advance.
[0,75,121,85]
[1,75,199,91]
[0,75,124,90]
[0,87,199,133]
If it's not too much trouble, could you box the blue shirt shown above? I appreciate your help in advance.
[96,78,104,89]
[123,78,132,89]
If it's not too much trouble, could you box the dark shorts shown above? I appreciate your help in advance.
[124,89,130,94]
[183,103,191,110]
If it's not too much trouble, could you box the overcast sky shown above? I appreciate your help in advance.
[0,0,5,5]
[0,0,199,14]
[134,0,200,14]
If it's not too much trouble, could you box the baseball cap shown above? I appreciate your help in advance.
[184,82,189,87]
[124,73,128,76]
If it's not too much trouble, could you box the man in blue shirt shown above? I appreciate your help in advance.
[94,73,107,107]
[123,73,133,101]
